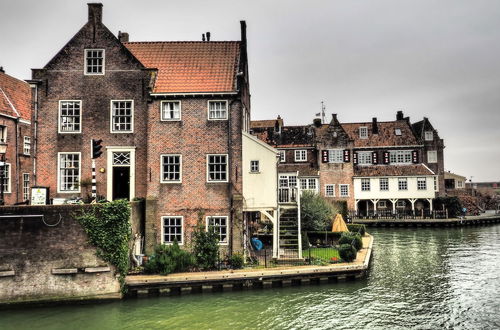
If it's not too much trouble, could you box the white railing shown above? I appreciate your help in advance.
[278,187,298,204]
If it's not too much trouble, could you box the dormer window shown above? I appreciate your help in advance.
[359,127,368,139]
[424,131,433,141]
[85,49,104,75]
[395,128,402,136]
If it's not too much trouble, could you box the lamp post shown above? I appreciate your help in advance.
[0,141,7,205]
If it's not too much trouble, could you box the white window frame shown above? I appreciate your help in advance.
[206,154,229,183]
[84,49,105,75]
[361,178,371,191]
[424,131,434,141]
[208,100,228,120]
[1,163,11,194]
[359,127,368,139]
[250,160,259,173]
[300,177,318,193]
[160,100,182,121]
[417,177,427,190]
[378,200,387,208]
[161,216,184,245]
[58,100,82,134]
[206,216,229,245]
[379,178,389,191]
[358,151,372,165]
[23,136,31,155]
[339,184,350,197]
[325,184,335,197]
[427,150,438,163]
[23,173,30,201]
[294,150,307,162]
[390,150,412,164]
[110,100,134,133]
[395,128,402,136]
[57,152,81,193]
[457,180,463,188]
[278,150,286,163]
[160,154,182,183]
[328,149,343,163]
[398,177,408,191]
[434,176,439,192]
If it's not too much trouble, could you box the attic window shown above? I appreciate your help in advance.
[359,127,368,139]
[85,49,104,75]
[425,131,433,141]
[395,129,402,136]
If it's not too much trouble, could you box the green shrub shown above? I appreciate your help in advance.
[339,244,357,262]
[307,231,342,246]
[229,253,244,269]
[301,191,337,231]
[192,224,220,270]
[144,241,194,275]
[347,224,366,236]
[338,233,363,251]
[332,201,348,220]
[434,197,462,218]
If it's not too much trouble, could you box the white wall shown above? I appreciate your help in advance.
[242,131,278,210]
[353,176,436,200]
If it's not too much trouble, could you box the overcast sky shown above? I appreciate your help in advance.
[1,0,499,181]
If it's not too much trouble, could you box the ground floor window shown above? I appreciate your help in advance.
[58,153,80,192]
[23,173,30,201]
[378,200,387,208]
[0,163,10,193]
[417,177,427,190]
[397,200,406,208]
[206,216,228,244]
[325,184,335,197]
[339,184,349,197]
[300,177,318,193]
[162,216,183,244]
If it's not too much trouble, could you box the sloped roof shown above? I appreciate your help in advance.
[279,164,319,177]
[0,72,31,121]
[252,125,314,147]
[251,118,283,129]
[124,41,240,94]
[354,164,435,177]
[342,121,419,148]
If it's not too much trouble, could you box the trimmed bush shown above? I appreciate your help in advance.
[347,224,366,236]
[144,241,194,275]
[338,233,363,251]
[229,253,244,269]
[192,224,220,270]
[339,244,357,262]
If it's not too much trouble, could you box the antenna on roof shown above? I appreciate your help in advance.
[315,101,326,124]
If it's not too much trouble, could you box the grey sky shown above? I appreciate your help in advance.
[1,0,499,181]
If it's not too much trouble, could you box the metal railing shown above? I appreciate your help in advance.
[349,209,449,220]
[278,187,297,204]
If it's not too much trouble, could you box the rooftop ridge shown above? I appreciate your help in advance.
[123,41,240,44]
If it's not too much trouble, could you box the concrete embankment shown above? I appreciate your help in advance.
[354,215,500,227]
[124,235,373,298]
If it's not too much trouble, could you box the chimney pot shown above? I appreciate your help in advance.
[396,110,404,121]
[0,66,4,73]
[206,32,211,41]
[118,31,129,43]
[88,3,103,23]
[202,33,206,41]
[313,118,322,128]
[372,117,379,134]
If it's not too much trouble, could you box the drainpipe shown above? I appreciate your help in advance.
[15,118,20,202]
[227,98,239,257]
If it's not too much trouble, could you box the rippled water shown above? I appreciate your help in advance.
[2,225,500,329]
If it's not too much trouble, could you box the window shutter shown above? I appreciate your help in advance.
[353,152,358,165]
[321,150,329,163]
[412,150,419,163]
[383,151,390,164]
[372,151,378,164]
[343,149,350,162]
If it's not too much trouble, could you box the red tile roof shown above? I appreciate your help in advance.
[124,41,240,94]
[342,121,419,148]
[0,72,31,121]
[354,164,435,177]
[251,118,283,129]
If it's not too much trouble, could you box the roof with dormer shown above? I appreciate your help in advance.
[342,121,419,148]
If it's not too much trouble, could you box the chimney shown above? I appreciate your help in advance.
[331,113,338,122]
[372,117,379,134]
[202,33,206,41]
[206,32,211,41]
[313,118,322,128]
[118,31,129,43]
[88,3,103,23]
[240,20,247,46]
[396,110,404,121]
[0,66,4,73]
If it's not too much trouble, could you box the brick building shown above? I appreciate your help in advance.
[30,3,270,255]
[0,69,33,205]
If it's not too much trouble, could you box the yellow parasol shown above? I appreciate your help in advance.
[331,213,349,232]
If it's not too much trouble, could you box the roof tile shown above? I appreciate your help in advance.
[0,72,31,121]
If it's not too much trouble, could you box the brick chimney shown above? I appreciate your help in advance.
[0,66,4,73]
[88,3,103,23]
[372,117,379,134]
[118,31,129,43]
[396,110,404,121]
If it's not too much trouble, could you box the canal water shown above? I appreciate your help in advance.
[2,225,499,329]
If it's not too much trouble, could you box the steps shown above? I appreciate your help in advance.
[279,208,301,259]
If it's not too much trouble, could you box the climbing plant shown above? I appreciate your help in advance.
[76,199,131,287]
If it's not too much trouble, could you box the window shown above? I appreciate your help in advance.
[0,125,6,143]
[300,178,318,192]
[111,100,133,132]
[398,177,408,190]
[380,178,389,191]
[161,155,181,183]
[339,184,349,197]
[0,163,11,193]
[390,150,412,164]
[359,127,368,139]
[279,175,297,188]
[161,101,181,121]
[207,216,228,244]
[361,178,371,191]
[207,154,228,182]
[85,49,104,74]
[417,177,427,190]
[397,200,406,208]
[162,216,183,244]
[395,128,402,136]
[328,149,343,163]
[278,150,286,163]
[325,184,335,197]
[22,173,30,201]
[294,150,307,162]
[358,151,372,165]
[434,176,438,192]
[23,136,31,155]
[59,101,81,133]
[457,180,464,188]
[425,131,434,141]
[427,150,437,163]
[58,153,80,193]
[250,160,259,173]
[378,201,387,208]
[208,101,228,120]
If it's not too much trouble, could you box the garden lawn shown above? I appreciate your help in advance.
[302,247,340,262]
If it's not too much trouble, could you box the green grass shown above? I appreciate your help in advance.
[302,248,340,262]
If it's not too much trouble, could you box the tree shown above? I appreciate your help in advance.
[300,191,337,231]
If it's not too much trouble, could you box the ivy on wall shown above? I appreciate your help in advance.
[76,200,131,288]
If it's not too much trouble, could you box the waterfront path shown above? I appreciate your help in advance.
[353,214,500,227]
[125,235,373,296]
